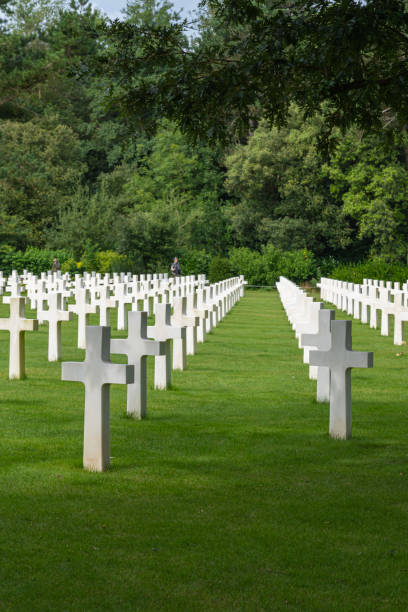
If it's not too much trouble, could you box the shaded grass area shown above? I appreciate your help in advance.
[0,290,407,611]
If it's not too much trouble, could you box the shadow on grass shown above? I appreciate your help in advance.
[0,398,43,407]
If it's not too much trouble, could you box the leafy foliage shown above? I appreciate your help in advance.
[208,255,232,282]
[225,109,352,256]
[0,245,71,275]
[1,0,408,276]
[330,258,408,284]
[100,0,408,145]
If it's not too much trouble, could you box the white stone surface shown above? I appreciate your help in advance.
[114,283,133,330]
[0,297,38,379]
[301,309,335,402]
[40,292,73,361]
[62,326,134,472]
[171,297,199,370]
[69,288,98,349]
[96,286,117,327]
[147,303,186,389]
[309,320,373,440]
[111,311,165,418]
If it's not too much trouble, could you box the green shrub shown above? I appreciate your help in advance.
[0,245,17,275]
[229,247,266,285]
[279,248,318,285]
[263,244,317,285]
[61,257,78,274]
[178,249,211,276]
[0,246,71,275]
[17,247,71,276]
[330,258,408,284]
[80,242,99,272]
[262,244,283,286]
[96,250,129,273]
[208,256,232,283]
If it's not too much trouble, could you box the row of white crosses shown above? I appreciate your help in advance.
[0,270,246,471]
[1,270,209,359]
[1,271,243,379]
[319,277,408,345]
[61,275,245,472]
[277,277,373,440]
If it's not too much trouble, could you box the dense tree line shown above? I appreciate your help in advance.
[1,0,408,275]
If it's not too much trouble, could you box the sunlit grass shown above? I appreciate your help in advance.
[0,290,407,610]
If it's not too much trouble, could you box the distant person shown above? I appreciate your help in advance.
[51,257,61,273]
[171,256,181,277]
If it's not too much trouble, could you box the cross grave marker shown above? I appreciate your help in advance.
[309,320,373,440]
[62,326,134,472]
[147,303,186,389]
[40,292,73,361]
[0,297,38,379]
[301,309,335,403]
[111,311,166,418]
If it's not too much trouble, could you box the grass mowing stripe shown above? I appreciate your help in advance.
[0,290,407,610]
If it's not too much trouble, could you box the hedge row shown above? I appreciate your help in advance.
[0,244,322,283]
[2,243,405,286]
[0,246,72,276]
[329,259,408,285]
[210,246,321,285]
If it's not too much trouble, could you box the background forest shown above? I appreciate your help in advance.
[2,0,408,282]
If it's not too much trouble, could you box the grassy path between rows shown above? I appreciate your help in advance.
[0,290,408,611]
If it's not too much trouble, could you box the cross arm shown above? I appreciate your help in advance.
[168,327,187,341]
[22,319,38,332]
[309,349,333,368]
[300,330,323,348]
[110,338,128,356]
[0,320,11,331]
[142,339,166,357]
[347,351,374,370]
[193,308,209,319]
[105,363,134,385]
[172,315,198,327]
[62,361,86,384]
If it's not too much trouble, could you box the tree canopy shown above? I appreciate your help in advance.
[100,0,408,144]
[2,0,408,274]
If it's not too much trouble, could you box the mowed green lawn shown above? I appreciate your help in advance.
[0,289,408,611]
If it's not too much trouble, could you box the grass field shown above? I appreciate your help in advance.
[0,289,408,611]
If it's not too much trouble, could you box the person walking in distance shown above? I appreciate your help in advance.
[171,257,181,277]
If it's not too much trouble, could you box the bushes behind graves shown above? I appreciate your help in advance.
[178,249,211,276]
[0,246,72,276]
[330,258,408,284]
[208,256,232,283]
[0,243,333,284]
[229,248,267,285]
[228,245,318,286]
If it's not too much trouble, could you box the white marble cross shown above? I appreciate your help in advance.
[111,311,165,418]
[301,309,335,402]
[147,303,186,389]
[114,283,133,330]
[393,291,408,345]
[309,320,373,440]
[0,297,38,379]
[378,287,394,336]
[196,288,211,341]
[171,297,199,370]
[3,280,23,304]
[69,288,98,349]
[185,292,207,355]
[96,286,117,327]
[62,326,134,472]
[40,292,73,361]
